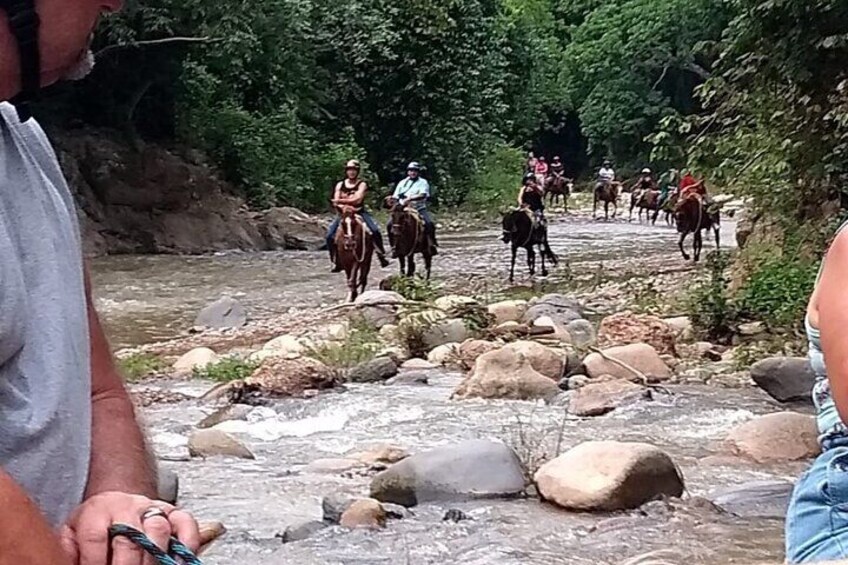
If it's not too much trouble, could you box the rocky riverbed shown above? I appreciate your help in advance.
[98,203,817,564]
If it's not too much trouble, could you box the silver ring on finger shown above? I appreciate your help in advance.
[141,507,169,522]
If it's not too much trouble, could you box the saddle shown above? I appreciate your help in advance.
[405,207,425,229]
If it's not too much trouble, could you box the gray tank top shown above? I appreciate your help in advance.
[0,103,90,525]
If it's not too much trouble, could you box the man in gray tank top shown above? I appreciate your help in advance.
[0,1,200,563]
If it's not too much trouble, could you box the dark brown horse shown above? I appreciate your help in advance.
[674,195,720,262]
[545,174,573,211]
[502,209,558,283]
[387,199,434,280]
[593,181,621,220]
[629,188,661,223]
[335,208,374,301]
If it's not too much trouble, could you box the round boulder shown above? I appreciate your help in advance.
[597,312,677,356]
[173,347,219,373]
[568,380,651,417]
[452,347,560,401]
[340,499,387,529]
[487,300,528,325]
[194,296,247,330]
[458,340,501,370]
[582,343,672,382]
[750,357,816,404]
[535,441,684,511]
[723,412,820,463]
[566,319,597,348]
[262,334,306,357]
[348,357,399,383]
[428,343,460,366]
[502,341,564,380]
[247,356,339,396]
[422,319,470,350]
[354,290,405,328]
[188,429,255,460]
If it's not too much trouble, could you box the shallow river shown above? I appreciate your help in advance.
[91,212,795,564]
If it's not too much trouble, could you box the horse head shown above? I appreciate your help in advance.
[389,201,409,239]
[340,207,360,252]
[501,211,517,244]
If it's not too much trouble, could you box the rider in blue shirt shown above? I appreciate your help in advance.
[387,162,438,255]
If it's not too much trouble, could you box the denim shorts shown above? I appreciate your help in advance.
[786,437,848,562]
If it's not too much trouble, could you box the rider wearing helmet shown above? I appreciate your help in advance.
[550,156,565,178]
[1,0,203,560]
[388,162,437,254]
[597,159,616,186]
[534,156,549,187]
[518,172,546,226]
[632,167,657,192]
[326,160,391,272]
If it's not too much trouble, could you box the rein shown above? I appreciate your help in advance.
[109,525,202,565]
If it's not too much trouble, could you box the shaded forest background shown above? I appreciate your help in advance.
[34,0,848,329]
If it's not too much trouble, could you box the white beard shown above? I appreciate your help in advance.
[62,49,95,81]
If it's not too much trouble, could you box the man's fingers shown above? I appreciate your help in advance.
[58,525,80,565]
[140,515,173,565]
[76,513,113,565]
[110,528,145,565]
[169,510,201,552]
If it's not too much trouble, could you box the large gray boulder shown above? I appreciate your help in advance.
[370,440,526,507]
[157,468,179,504]
[750,357,816,404]
[354,291,404,328]
[348,357,399,383]
[194,297,247,329]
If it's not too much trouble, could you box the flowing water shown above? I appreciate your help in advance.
[90,212,795,564]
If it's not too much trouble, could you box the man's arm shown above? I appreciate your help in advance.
[818,231,848,425]
[85,268,156,498]
[337,182,368,207]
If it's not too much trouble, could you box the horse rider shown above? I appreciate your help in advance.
[518,172,546,227]
[658,168,679,208]
[550,156,565,179]
[388,161,438,254]
[678,170,716,210]
[631,167,657,196]
[597,159,616,187]
[526,151,538,174]
[534,156,549,186]
[326,160,390,272]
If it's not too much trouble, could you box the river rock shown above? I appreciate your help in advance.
[349,444,409,466]
[723,412,820,463]
[534,441,684,511]
[247,357,339,396]
[738,321,766,336]
[565,374,591,390]
[532,317,572,343]
[194,297,247,329]
[487,300,528,325]
[157,468,179,504]
[307,458,363,473]
[173,347,219,373]
[260,206,328,251]
[280,520,328,543]
[378,324,399,342]
[598,312,677,356]
[422,319,470,349]
[370,440,526,507]
[750,357,816,404]
[427,343,459,366]
[582,343,672,382]
[198,404,253,429]
[348,357,399,383]
[354,290,404,328]
[523,304,582,327]
[322,493,354,523]
[188,429,255,459]
[459,340,501,370]
[402,358,438,370]
[503,341,564,379]
[435,295,480,312]
[452,347,560,401]
[566,319,597,348]
[385,372,430,386]
[568,380,651,417]
[664,316,694,341]
[709,480,794,519]
[340,498,387,529]
[263,334,306,357]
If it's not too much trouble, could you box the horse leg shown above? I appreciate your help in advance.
[408,255,416,278]
[424,252,433,281]
[593,197,598,220]
[694,230,703,263]
[679,232,690,261]
[714,226,721,250]
[347,265,358,302]
[539,243,548,277]
[527,246,535,278]
[398,256,405,276]
[509,245,517,283]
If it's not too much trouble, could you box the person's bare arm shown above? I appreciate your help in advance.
[85,269,157,498]
[0,472,72,564]
[338,182,368,207]
[818,230,848,425]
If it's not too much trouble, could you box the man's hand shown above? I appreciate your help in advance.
[60,492,199,565]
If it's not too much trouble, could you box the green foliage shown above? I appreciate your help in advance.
[463,144,526,209]
[735,256,819,329]
[385,276,439,303]
[118,353,166,382]
[306,318,382,369]
[685,251,735,340]
[192,357,258,383]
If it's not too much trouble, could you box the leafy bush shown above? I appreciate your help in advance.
[192,357,258,383]
[119,353,167,382]
[462,144,526,210]
[735,256,819,329]
[685,251,735,340]
[306,318,382,369]
[383,276,438,303]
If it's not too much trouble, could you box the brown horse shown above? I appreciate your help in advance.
[335,208,374,301]
[387,199,434,280]
[545,174,573,211]
[674,195,720,262]
[502,209,558,283]
[593,181,621,220]
[629,188,661,223]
